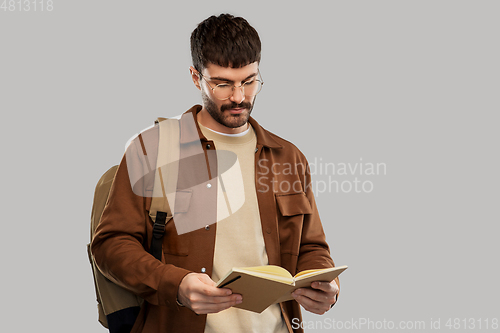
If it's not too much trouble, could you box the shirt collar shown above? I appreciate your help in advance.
[179,105,283,149]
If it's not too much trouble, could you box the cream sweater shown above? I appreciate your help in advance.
[198,122,288,333]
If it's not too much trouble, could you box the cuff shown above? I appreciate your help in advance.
[157,264,192,310]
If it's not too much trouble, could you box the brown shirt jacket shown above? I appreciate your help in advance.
[91,105,339,333]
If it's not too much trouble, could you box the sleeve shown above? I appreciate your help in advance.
[90,135,192,309]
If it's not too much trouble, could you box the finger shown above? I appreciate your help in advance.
[194,293,242,305]
[189,280,242,303]
[201,285,236,298]
[293,293,328,315]
[292,288,334,314]
[196,274,235,297]
[198,273,217,287]
[311,281,338,293]
[191,295,243,314]
[293,288,330,304]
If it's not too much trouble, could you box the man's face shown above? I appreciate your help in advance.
[198,62,259,129]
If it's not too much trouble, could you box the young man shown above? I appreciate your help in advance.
[92,14,339,333]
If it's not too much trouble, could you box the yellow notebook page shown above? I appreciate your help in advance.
[237,265,293,284]
[294,268,326,280]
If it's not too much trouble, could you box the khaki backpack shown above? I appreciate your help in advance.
[87,117,180,332]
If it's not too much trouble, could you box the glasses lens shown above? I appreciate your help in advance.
[213,84,233,100]
[243,80,263,97]
[213,81,263,100]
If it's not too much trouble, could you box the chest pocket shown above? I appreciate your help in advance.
[275,192,312,255]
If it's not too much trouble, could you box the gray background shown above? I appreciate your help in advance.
[1,1,498,332]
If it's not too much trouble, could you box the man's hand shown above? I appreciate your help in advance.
[177,272,243,314]
[292,280,339,315]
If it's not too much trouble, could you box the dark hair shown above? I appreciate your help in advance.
[190,14,261,72]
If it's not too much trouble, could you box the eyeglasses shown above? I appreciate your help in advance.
[197,70,264,101]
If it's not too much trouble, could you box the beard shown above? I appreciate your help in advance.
[201,89,255,129]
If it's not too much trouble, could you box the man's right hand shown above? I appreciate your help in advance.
[177,272,243,314]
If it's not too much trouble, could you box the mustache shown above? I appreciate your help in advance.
[220,101,252,112]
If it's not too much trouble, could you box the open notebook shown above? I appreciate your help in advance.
[215,265,348,313]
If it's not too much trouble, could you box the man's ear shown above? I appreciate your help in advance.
[189,66,201,90]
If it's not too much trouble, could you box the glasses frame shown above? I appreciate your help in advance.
[196,69,264,101]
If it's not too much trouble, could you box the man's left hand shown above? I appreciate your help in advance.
[292,280,339,315]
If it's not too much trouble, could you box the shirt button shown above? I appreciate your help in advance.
[205,225,210,230]
[201,267,206,273]
[206,144,211,149]
[206,183,212,189]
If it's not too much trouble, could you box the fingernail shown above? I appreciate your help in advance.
[236,299,243,304]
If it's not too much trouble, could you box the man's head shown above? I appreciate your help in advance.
[189,14,262,132]
[190,13,261,73]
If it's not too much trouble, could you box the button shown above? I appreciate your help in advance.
[205,225,210,230]
[201,267,206,273]
[266,227,272,234]
[206,144,211,149]
[206,183,212,188]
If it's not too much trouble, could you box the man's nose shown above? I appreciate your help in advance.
[230,86,245,104]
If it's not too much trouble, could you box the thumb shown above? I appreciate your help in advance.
[198,273,216,287]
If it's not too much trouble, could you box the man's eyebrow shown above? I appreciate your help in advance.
[209,72,258,83]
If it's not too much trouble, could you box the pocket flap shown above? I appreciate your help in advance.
[174,189,193,213]
[276,192,312,216]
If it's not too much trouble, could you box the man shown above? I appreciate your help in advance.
[92,14,339,333]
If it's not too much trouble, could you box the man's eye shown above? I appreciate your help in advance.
[216,83,231,88]
[243,80,255,86]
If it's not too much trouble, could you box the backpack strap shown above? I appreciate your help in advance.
[148,117,181,260]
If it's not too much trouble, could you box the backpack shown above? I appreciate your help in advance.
[87,117,180,332]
